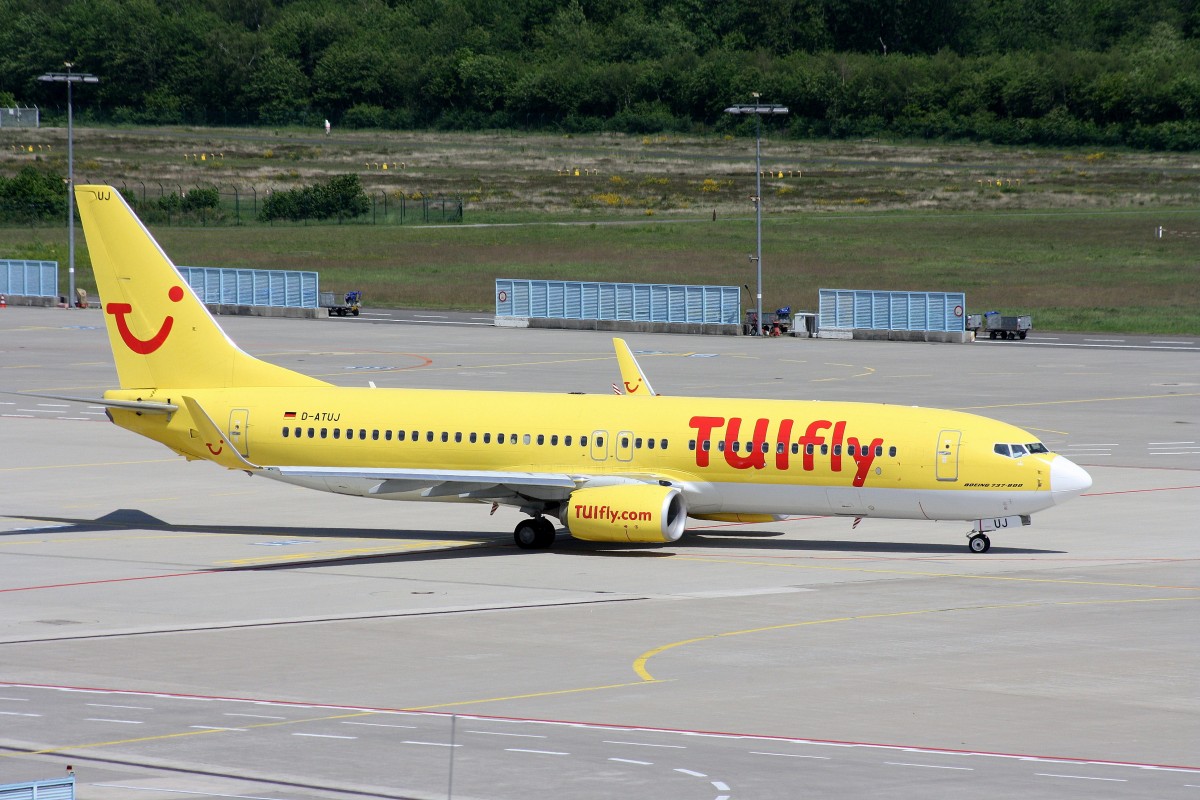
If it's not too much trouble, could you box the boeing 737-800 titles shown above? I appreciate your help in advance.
[61,185,1091,553]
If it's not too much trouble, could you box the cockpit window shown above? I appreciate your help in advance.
[1026,442,1049,454]
[994,443,1011,457]
[995,441,1048,458]
[1010,444,1028,457]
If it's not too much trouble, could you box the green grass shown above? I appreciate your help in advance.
[2,128,1199,333]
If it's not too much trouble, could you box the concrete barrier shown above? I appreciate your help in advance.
[496,316,741,336]
[818,328,972,343]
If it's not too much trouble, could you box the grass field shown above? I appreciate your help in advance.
[2,127,1198,333]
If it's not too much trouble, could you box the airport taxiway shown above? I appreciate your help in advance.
[1,306,1197,799]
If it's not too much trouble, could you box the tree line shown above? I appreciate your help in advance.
[4,0,1200,149]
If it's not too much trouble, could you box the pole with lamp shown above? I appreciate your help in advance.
[724,96,788,336]
[38,64,99,310]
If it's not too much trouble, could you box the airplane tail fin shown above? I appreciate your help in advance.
[75,185,329,390]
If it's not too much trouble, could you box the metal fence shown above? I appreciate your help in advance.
[496,279,741,324]
[178,266,319,308]
[107,183,462,227]
[0,259,57,297]
[0,107,39,128]
[0,777,73,800]
[819,288,966,331]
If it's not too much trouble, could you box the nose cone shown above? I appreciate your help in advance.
[1051,456,1092,504]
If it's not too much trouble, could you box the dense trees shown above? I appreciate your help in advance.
[4,0,1200,148]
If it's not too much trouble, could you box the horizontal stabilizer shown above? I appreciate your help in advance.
[4,391,177,414]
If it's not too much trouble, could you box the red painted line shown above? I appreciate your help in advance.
[4,682,1197,773]
[1084,485,1200,498]
[0,570,214,594]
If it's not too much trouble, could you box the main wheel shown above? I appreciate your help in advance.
[968,534,991,553]
[514,517,555,549]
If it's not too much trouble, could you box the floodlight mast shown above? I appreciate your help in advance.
[724,99,788,336]
[38,64,99,310]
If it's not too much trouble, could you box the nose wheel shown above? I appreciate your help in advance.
[514,516,556,549]
[968,533,991,553]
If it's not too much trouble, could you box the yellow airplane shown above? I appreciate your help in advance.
[69,185,1091,553]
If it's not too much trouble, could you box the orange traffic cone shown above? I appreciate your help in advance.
[0,294,6,309]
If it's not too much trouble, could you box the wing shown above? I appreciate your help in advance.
[264,465,581,505]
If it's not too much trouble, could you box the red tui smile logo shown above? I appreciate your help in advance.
[106,285,184,354]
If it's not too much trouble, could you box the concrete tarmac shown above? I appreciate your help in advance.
[1,306,1197,799]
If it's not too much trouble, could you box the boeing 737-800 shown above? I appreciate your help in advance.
[64,185,1091,553]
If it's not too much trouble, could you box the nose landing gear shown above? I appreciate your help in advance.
[968,533,991,553]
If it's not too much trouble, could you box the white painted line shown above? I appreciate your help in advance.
[1149,441,1196,445]
[292,733,356,740]
[36,403,69,408]
[0,711,41,717]
[189,726,246,731]
[339,721,418,729]
[712,781,731,791]
[1,415,35,418]
[886,762,973,771]
[674,768,707,777]
[505,748,569,755]
[86,718,144,724]
[750,751,830,760]
[1084,339,1125,343]
[1036,773,1126,782]
[1151,341,1192,344]
[368,319,492,326]
[94,783,282,800]
[224,713,288,720]
[88,703,154,710]
[0,696,30,701]
[402,740,461,747]
[604,740,686,749]
[466,730,547,738]
[608,758,653,765]
[413,314,448,318]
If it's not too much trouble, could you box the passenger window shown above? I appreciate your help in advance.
[308,428,315,438]
[805,444,814,455]
[537,434,545,445]
[777,442,784,454]
[282,427,289,438]
[821,445,829,455]
[791,443,799,454]
[847,445,856,456]
[320,428,328,439]
[523,434,531,445]
[717,441,725,452]
[994,444,1011,457]
[647,438,655,450]
[731,441,740,453]
[426,431,434,442]
[634,437,642,448]
[360,429,367,439]
[565,435,572,446]
[689,440,696,451]
[889,446,897,457]
[761,442,769,453]
[551,435,558,446]
[875,445,883,457]
[333,429,341,440]
[580,435,588,447]
[511,433,517,444]
[385,430,392,441]
[397,430,406,441]
[702,440,710,451]
[372,430,379,440]
[470,432,477,443]
[483,433,491,444]
[596,436,604,447]
[832,445,841,455]
[660,439,667,450]
[441,432,449,443]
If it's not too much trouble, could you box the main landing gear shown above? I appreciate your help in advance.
[514,516,556,550]
[968,533,991,553]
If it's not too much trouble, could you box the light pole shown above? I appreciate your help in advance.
[724,97,788,336]
[38,64,99,310]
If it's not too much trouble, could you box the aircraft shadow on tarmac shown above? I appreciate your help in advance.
[2,508,1065,563]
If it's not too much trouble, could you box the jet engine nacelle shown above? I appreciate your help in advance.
[564,484,686,544]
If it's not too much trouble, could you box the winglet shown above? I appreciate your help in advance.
[181,396,261,472]
[613,338,658,396]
